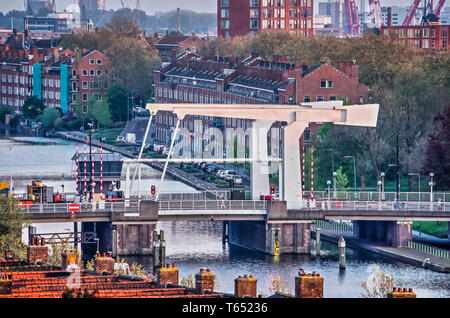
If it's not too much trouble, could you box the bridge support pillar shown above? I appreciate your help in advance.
[386,221,412,248]
[81,222,113,262]
[115,223,156,256]
[266,222,311,254]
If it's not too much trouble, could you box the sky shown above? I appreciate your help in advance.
[2,0,445,14]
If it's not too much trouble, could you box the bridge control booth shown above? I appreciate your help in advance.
[71,152,123,196]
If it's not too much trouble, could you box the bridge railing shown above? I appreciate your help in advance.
[158,200,267,212]
[314,220,353,233]
[313,191,450,202]
[406,240,450,260]
[136,191,231,201]
[316,200,449,212]
[20,201,140,213]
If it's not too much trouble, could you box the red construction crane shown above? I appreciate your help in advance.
[402,0,422,25]
[344,0,361,35]
[434,0,446,17]
[368,0,383,26]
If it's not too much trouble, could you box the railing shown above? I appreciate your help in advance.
[136,190,231,201]
[21,201,140,214]
[406,240,450,259]
[313,191,450,202]
[317,200,450,212]
[314,220,353,233]
[158,200,267,212]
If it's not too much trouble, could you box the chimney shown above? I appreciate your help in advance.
[351,60,359,78]
[157,263,179,286]
[280,55,287,63]
[387,287,416,298]
[27,237,48,264]
[294,270,324,298]
[61,250,79,270]
[387,7,392,27]
[195,268,215,293]
[94,251,114,274]
[177,8,181,36]
[235,275,257,298]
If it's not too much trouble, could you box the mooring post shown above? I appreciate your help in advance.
[316,227,321,256]
[160,230,166,268]
[338,236,346,270]
[112,229,117,257]
[152,230,160,275]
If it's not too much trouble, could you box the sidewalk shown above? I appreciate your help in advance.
[312,227,450,273]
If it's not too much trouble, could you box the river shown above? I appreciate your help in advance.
[1,136,448,298]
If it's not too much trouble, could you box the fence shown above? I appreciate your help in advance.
[319,200,450,212]
[313,191,450,202]
[314,220,353,233]
[158,200,267,212]
[406,240,450,259]
[20,201,140,213]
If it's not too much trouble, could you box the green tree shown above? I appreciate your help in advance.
[22,96,45,120]
[335,167,349,191]
[0,195,28,258]
[106,85,128,122]
[37,108,61,130]
[89,100,113,128]
[0,105,13,123]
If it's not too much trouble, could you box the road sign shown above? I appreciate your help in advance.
[69,204,79,212]
[70,212,76,219]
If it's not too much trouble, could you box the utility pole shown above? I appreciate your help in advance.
[396,134,400,201]
[88,122,94,200]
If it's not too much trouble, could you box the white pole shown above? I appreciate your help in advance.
[155,119,181,201]
[131,114,153,188]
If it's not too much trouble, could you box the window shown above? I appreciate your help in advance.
[221,9,229,18]
[82,81,88,89]
[97,70,101,76]
[221,0,229,6]
[329,96,336,101]
[89,59,95,65]
[320,80,333,88]
[303,130,311,142]
[250,0,259,7]
[316,96,324,101]
[221,20,229,29]
[250,9,259,18]
[72,70,76,77]
[82,69,88,76]
[303,96,311,102]
[97,59,102,65]
[250,20,259,29]
[82,93,88,101]
[90,70,95,76]
[82,105,88,113]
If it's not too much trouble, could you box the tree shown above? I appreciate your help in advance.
[361,265,403,298]
[37,108,61,130]
[0,105,13,123]
[335,167,349,191]
[106,85,128,122]
[89,100,113,128]
[104,15,141,38]
[0,195,27,258]
[22,96,45,120]
[421,104,450,191]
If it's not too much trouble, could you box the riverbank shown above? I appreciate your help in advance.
[311,228,450,273]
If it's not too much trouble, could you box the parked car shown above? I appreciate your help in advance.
[221,170,237,180]
[230,175,242,184]
[216,170,225,178]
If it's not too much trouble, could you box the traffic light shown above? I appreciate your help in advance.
[70,212,75,220]
[270,185,275,195]
[116,180,121,189]
[151,185,156,195]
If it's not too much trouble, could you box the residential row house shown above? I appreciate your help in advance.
[153,50,369,157]
[0,44,109,115]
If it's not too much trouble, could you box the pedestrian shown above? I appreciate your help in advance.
[438,198,443,211]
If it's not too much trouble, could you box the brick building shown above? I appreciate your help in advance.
[155,35,203,62]
[217,0,314,39]
[0,45,109,115]
[153,50,369,148]
[69,50,109,114]
[381,24,449,52]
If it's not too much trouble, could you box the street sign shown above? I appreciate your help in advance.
[70,212,76,219]
[69,204,79,212]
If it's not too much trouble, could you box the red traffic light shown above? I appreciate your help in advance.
[151,185,156,195]
[70,212,75,219]
[270,185,275,194]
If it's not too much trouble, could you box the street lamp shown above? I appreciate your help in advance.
[327,180,331,205]
[380,172,385,200]
[333,171,337,198]
[429,172,434,203]
[344,156,357,192]
[377,180,382,201]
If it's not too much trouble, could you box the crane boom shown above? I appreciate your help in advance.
[402,0,422,25]
[344,0,361,35]
[434,0,446,16]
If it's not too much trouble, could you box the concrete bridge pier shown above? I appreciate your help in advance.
[81,222,113,262]
[353,220,412,247]
[227,201,313,255]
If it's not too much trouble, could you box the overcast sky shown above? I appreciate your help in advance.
[1,0,447,13]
